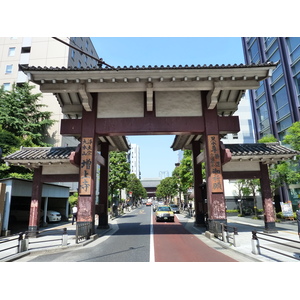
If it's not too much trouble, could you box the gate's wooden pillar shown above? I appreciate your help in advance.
[192,140,205,226]
[97,142,109,229]
[77,94,97,235]
[260,163,277,233]
[28,166,43,235]
[202,93,227,230]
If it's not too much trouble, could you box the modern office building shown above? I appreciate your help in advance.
[0,37,99,147]
[129,143,141,179]
[242,37,300,141]
[242,37,300,206]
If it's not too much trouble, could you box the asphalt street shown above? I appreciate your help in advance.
[15,205,248,262]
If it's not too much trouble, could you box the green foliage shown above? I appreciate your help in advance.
[257,134,278,143]
[226,209,239,213]
[127,173,147,200]
[176,150,194,194]
[156,176,178,201]
[0,127,22,154]
[0,83,55,146]
[108,151,130,199]
[256,133,300,194]
[0,83,57,179]
[69,192,78,207]
[283,121,300,151]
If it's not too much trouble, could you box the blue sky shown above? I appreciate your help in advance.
[90,37,245,179]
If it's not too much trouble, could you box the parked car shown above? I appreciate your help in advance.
[10,208,61,223]
[41,210,61,223]
[169,204,180,214]
[155,205,174,222]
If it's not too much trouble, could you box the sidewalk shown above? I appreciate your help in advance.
[1,216,115,261]
[181,214,300,262]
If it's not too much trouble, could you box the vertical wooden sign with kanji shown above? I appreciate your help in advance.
[207,135,223,193]
[79,137,93,195]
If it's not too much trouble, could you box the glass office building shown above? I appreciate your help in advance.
[242,37,300,206]
[242,37,300,141]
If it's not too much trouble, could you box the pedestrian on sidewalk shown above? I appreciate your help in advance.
[296,202,300,239]
[72,205,77,225]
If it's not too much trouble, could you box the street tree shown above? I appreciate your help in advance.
[177,150,193,203]
[283,121,300,151]
[0,126,33,179]
[0,83,55,146]
[127,173,147,204]
[156,176,177,203]
[0,83,56,179]
[108,151,130,207]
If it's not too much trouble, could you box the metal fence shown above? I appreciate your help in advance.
[252,231,300,261]
[76,222,92,244]
[0,228,68,261]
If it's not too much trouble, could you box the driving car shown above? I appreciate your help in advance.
[155,205,174,222]
[169,204,180,214]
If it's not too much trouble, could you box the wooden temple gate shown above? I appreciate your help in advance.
[7,62,290,235]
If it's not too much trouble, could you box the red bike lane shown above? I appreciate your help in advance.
[153,215,237,262]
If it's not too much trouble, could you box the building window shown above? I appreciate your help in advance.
[264,37,276,49]
[273,86,289,116]
[249,40,260,64]
[71,49,75,59]
[292,60,300,76]
[272,64,283,82]
[8,47,16,56]
[21,47,31,53]
[265,40,278,61]
[294,72,300,105]
[3,83,10,91]
[258,103,270,130]
[286,37,300,54]
[255,82,265,98]
[77,61,81,68]
[256,94,266,107]
[5,64,13,74]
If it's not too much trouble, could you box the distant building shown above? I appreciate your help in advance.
[141,178,161,198]
[0,37,99,147]
[129,144,141,179]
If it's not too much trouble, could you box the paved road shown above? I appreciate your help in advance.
[16,206,242,262]
[154,214,236,262]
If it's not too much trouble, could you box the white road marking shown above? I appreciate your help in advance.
[149,208,155,262]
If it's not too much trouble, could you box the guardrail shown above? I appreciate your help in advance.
[0,228,68,261]
[210,220,239,247]
[252,231,300,261]
[25,228,68,250]
[0,233,23,260]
